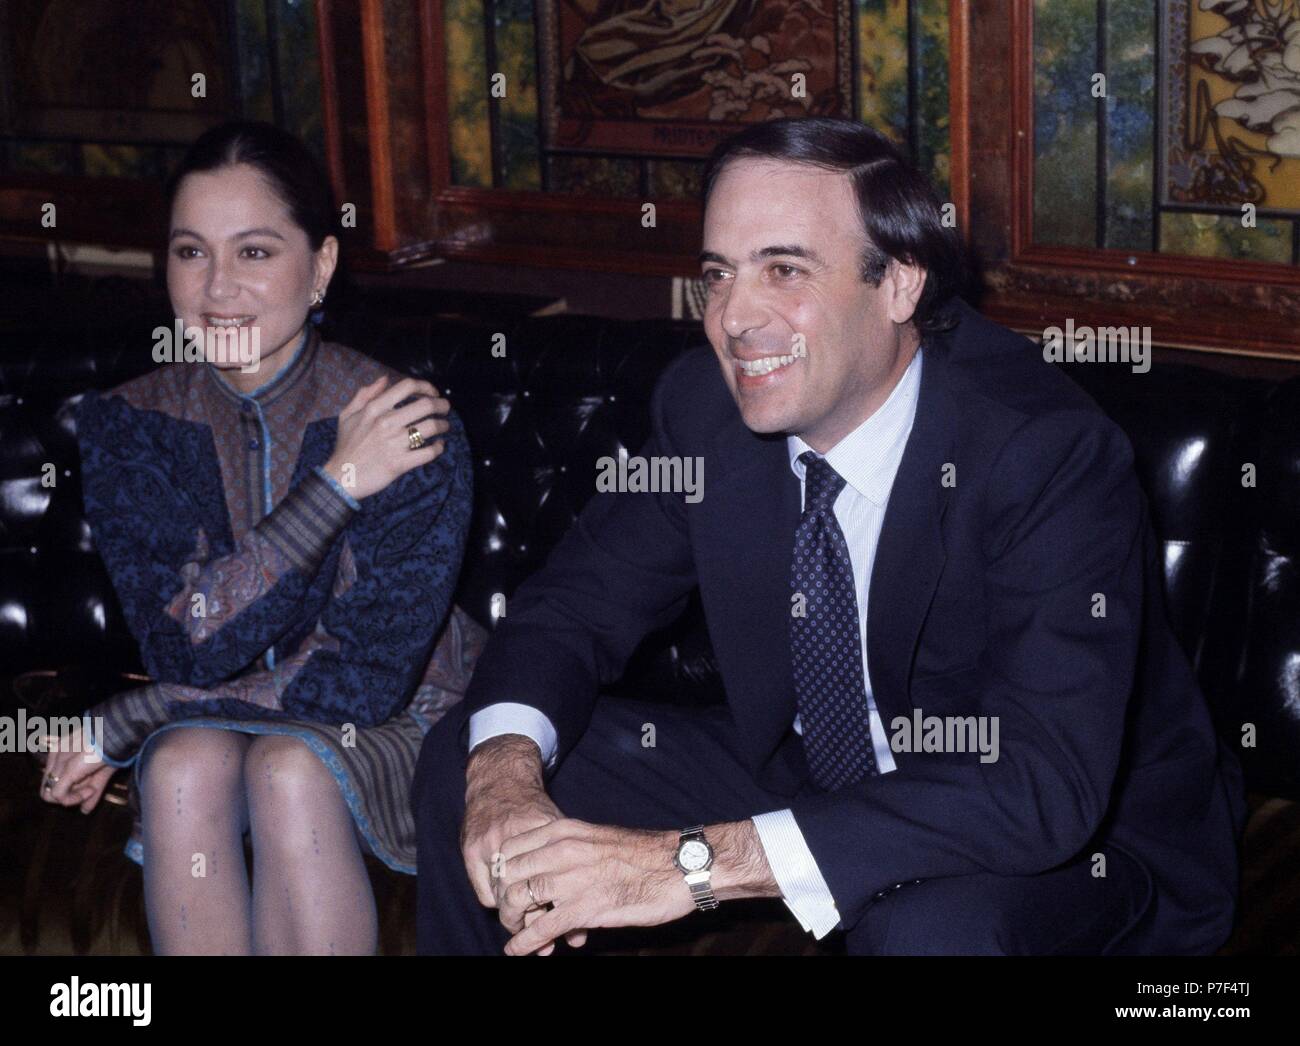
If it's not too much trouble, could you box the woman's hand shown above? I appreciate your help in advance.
[38,721,119,813]
[322,376,451,500]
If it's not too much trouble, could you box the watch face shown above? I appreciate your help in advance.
[679,839,710,871]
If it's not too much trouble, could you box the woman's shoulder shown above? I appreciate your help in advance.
[77,365,193,446]
[314,337,413,387]
[83,360,194,420]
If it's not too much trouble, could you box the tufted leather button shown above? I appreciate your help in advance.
[248,439,259,450]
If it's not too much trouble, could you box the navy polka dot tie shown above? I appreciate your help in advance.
[790,451,878,790]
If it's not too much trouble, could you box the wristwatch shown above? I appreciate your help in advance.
[673,825,718,911]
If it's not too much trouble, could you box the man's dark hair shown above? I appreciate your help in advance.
[166,121,335,251]
[701,117,966,334]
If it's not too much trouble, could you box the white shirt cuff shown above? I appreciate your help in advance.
[752,809,841,939]
[468,703,558,771]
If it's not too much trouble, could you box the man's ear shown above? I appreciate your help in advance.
[885,258,928,326]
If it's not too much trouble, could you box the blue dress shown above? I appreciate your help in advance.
[75,325,483,873]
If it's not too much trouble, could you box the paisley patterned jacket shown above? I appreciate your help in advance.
[75,325,477,762]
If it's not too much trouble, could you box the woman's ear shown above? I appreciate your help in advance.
[314,235,340,297]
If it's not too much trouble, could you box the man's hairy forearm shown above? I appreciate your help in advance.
[466,733,544,793]
[465,736,780,902]
[706,820,782,900]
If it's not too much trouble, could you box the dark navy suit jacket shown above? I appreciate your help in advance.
[463,299,1247,952]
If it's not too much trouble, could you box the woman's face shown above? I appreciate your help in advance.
[167,162,336,393]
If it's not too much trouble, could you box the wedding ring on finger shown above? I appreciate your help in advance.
[407,424,425,451]
[527,877,540,908]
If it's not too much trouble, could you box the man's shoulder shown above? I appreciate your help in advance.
[648,341,738,447]
[938,299,1102,418]
[934,299,1125,451]
[934,300,1136,486]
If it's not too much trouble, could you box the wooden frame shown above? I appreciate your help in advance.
[320,0,979,280]
[317,0,706,276]
[338,0,1299,360]
[963,0,1300,360]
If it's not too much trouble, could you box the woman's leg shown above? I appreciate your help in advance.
[139,727,253,955]
[244,735,378,955]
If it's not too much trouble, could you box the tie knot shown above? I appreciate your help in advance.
[799,451,846,513]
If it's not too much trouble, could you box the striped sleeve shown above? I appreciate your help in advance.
[260,467,358,573]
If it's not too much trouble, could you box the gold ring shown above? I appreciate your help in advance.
[407,425,424,450]
[45,774,60,785]
[526,878,540,907]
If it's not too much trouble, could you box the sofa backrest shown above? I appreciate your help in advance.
[2,286,1296,796]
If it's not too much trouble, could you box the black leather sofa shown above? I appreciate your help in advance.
[2,274,1298,954]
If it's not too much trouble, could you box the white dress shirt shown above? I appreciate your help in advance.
[468,346,924,939]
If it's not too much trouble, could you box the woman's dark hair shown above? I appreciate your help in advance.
[166,121,335,251]
[701,117,966,334]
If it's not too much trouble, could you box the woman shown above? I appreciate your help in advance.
[39,121,484,955]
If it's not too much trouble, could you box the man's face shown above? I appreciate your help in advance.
[700,157,924,453]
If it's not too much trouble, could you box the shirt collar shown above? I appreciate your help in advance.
[787,345,924,507]
[202,325,316,409]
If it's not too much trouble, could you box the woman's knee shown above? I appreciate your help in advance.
[244,734,340,818]
[139,727,248,805]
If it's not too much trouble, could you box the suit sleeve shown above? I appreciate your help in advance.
[788,409,1146,930]
[77,390,355,688]
[462,358,700,767]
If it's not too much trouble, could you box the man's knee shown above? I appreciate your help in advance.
[889,880,1014,955]
[412,709,467,829]
[851,877,1021,956]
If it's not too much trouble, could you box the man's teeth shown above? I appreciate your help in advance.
[739,354,798,376]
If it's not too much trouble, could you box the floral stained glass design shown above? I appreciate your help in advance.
[446,0,951,199]
[1034,1,1299,263]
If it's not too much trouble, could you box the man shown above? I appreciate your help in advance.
[412,117,1247,956]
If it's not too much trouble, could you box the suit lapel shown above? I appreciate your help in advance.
[696,420,801,772]
[866,343,956,736]
[696,339,957,777]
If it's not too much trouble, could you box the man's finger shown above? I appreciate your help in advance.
[524,907,557,956]
[506,904,579,957]
[464,848,498,907]
[498,871,558,933]
[499,817,581,862]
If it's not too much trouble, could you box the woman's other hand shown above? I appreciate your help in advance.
[39,722,119,813]
[322,376,451,500]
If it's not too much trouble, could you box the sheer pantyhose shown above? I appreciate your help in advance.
[139,728,378,955]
